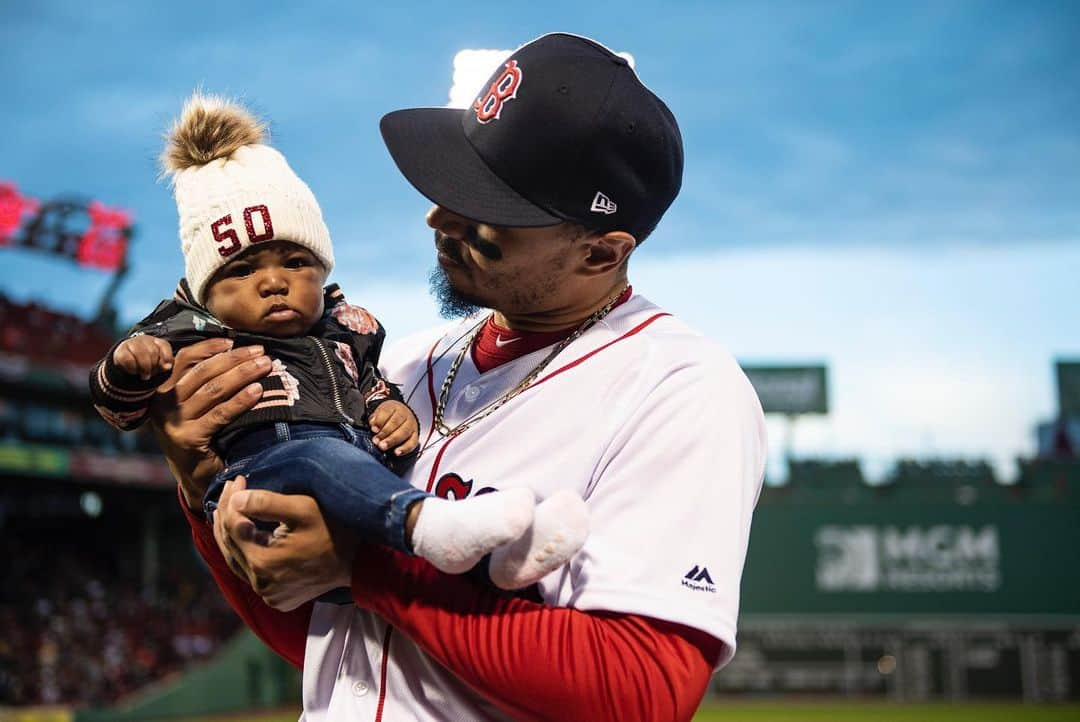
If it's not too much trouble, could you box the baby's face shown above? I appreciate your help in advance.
[204,241,327,337]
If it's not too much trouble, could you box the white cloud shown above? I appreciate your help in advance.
[628,241,1074,482]
[447,49,512,109]
[446,48,636,109]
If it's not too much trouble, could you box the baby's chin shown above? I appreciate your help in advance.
[231,316,316,338]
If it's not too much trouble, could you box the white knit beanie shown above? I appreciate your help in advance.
[161,93,334,303]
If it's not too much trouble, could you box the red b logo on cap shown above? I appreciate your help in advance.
[474,61,523,124]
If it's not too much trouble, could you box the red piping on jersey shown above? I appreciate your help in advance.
[528,313,671,390]
[420,337,441,450]
[424,432,457,493]
[374,624,394,722]
[374,337,438,716]
[423,312,671,486]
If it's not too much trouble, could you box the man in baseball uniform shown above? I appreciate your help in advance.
[157,33,767,721]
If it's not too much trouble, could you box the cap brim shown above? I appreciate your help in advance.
[380,107,563,228]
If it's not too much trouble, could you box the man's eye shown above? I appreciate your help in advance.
[285,256,311,269]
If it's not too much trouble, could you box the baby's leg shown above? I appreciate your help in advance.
[240,437,535,572]
[238,436,425,550]
[488,490,590,590]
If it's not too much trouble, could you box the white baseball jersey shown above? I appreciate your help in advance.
[299,294,767,722]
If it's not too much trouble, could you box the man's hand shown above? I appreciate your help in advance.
[369,400,419,456]
[149,338,272,508]
[214,476,355,611]
[113,336,174,380]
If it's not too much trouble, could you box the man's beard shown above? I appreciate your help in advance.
[428,266,483,319]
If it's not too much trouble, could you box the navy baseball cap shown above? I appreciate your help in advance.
[380,33,684,241]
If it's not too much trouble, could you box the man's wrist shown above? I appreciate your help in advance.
[178,481,204,513]
[163,454,220,512]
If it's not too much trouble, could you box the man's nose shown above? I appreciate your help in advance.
[426,205,474,239]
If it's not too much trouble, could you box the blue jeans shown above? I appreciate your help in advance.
[204,422,430,556]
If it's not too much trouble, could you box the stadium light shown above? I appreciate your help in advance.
[0,180,134,325]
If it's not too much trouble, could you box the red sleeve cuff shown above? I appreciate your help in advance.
[178,485,214,543]
[177,485,311,669]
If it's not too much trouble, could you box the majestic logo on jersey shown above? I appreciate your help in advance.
[681,565,717,593]
[590,191,617,215]
[474,61,523,124]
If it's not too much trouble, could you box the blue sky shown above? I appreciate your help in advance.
[1,0,1077,480]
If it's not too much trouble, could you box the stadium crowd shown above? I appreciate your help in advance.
[0,293,115,367]
[0,288,244,709]
[0,535,241,707]
[0,396,159,455]
[0,290,159,456]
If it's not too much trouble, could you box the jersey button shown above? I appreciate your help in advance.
[463,385,480,402]
[352,680,369,697]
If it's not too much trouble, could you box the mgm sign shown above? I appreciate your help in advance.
[815,525,1001,593]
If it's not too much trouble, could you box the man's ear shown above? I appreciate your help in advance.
[580,231,636,276]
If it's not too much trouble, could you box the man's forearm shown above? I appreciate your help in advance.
[146,337,270,508]
[351,547,722,722]
[156,427,221,510]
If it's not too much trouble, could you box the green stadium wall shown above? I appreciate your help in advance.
[74,630,297,722]
[741,501,1080,618]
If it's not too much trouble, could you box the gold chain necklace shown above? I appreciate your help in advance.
[429,285,629,445]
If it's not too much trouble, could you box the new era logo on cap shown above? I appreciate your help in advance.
[590,191,617,215]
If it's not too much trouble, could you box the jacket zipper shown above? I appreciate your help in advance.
[313,338,354,424]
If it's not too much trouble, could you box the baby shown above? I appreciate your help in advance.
[89,94,587,599]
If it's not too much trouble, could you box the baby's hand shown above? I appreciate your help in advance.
[369,400,419,456]
[112,336,174,381]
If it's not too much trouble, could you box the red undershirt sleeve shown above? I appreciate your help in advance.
[178,488,312,670]
[351,546,724,722]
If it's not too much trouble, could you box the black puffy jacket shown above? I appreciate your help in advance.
[89,280,408,451]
